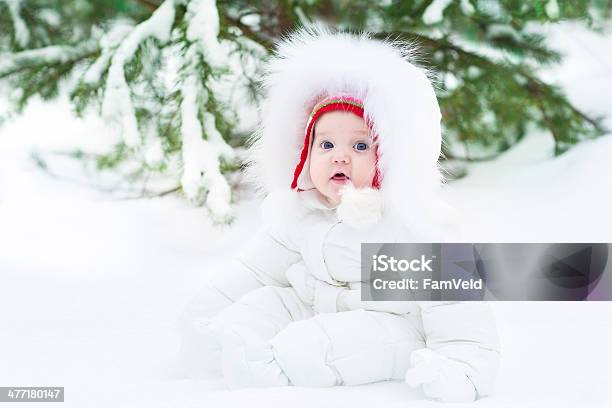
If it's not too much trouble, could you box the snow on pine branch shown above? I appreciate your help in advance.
[180,74,232,221]
[422,0,453,25]
[202,111,235,163]
[185,0,226,68]
[0,42,99,78]
[422,0,475,24]
[178,0,234,220]
[101,0,176,148]
[83,21,133,85]
[1,0,239,222]
[184,0,234,163]
[2,0,30,48]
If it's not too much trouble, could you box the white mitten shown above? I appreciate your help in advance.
[405,348,476,403]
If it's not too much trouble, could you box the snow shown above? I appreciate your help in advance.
[442,72,460,91]
[486,24,522,42]
[179,73,211,199]
[83,51,112,84]
[102,0,176,147]
[466,65,482,79]
[37,8,61,27]
[240,13,261,28]
[3,0,29,47]
[179,74,232,220]
[459,0,474,16]
[178,0,237,220]
[202,111,236,162]
[1,20,612,408]
[546,0,560,20]
[185,0,225,68]
[83,22,133,85]
[144,132,165,167]
[0,43,98,77]
[476,0,505,19]
[422,0,453,25]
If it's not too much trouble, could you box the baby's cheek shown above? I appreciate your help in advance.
[354,156,377,187]
[308,157,325,182]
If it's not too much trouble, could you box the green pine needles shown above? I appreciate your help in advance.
[1,0,610,221]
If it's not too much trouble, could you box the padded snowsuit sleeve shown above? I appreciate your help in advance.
[182,226,301,321]
[178,224,301,377]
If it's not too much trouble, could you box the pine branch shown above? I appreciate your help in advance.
[524,73,606,132]
[442,151,505,162]
[224,14,275,51]
[376,30,605,141]
[134,0,161,12]
[0,42,99,79]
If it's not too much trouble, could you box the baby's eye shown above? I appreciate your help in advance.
[354,142,369,151]
[320,140,334,150]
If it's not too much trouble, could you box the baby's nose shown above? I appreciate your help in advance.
[332,150,350,164]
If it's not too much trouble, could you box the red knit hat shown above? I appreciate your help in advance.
[291,94,382,191]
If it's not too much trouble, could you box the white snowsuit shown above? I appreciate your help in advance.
[181,190,501,401]
[180,25,501,402]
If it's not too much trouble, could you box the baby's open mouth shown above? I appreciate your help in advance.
[330,172,350,183]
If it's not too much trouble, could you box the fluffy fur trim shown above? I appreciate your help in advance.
[246,23,450,239]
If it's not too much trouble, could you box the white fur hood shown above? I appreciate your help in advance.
[245,24,459,240]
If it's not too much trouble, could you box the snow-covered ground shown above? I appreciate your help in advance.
[1,22,612,407]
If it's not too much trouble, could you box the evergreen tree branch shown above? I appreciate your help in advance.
[442,151,505,162]
[524,74,606,132]
[533,94,560,145]
[224,14,275,50]
[376,30,605,145]
[101,0,176,148]
[0,42,99,79]
[134,0,161,12]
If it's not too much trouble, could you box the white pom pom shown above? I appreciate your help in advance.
[337,184,384,228]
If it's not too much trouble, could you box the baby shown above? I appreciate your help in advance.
[179,26,500,402]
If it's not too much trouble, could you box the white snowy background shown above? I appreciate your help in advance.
[1,22,612,407]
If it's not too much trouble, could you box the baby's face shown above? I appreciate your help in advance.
[309,111,377,206]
